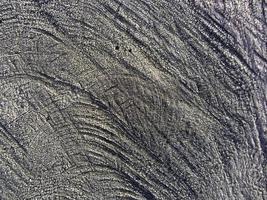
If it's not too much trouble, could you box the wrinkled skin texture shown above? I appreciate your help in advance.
[0,0,266,199]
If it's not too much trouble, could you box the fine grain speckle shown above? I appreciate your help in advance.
[0,0,266,199]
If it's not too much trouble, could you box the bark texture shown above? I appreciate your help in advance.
[0,0,266,199]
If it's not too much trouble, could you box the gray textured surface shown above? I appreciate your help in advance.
[0,0,266,199]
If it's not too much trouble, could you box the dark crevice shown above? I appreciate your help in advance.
[115,45,120,50]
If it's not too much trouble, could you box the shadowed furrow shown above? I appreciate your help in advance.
[0,0,266,199]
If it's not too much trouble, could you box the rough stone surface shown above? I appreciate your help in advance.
[0,0,266,199]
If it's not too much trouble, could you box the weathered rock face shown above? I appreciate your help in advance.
[0,0,266,199]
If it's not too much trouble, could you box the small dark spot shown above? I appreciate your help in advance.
[0,19,2,23]
[128,48,132,53]
[186,121,191,127]
[46,115,51,121]
[115,45,119,50]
